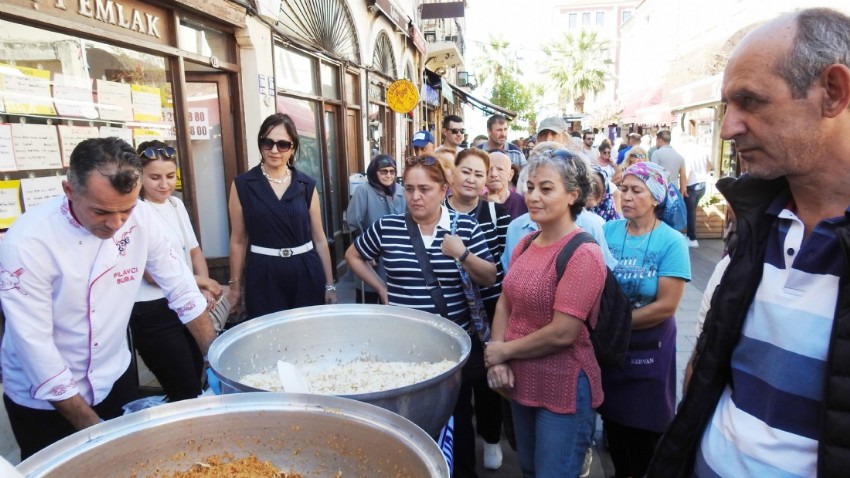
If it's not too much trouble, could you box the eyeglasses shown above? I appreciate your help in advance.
[632,153,647,159]
[259,138,294,152]
[377,168,396,176]
[140,147,176,159]
[449,128,465,135]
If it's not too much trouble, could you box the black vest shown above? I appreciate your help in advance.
[647,175,850,477]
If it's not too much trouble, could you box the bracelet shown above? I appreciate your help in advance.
[325,284,337,292]
[458,249,470,263]
[228,278,240,285]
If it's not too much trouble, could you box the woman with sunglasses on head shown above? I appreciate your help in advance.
[444,148,512,470]
[345,155,496,478]
[620,146,649,174]
[227,113,336,319]
[129,140,222,401]
[599,162,690,478]
[344,154,405,303]
[484,149,607,477]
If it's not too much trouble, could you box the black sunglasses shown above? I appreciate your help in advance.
[449,128,465,135]
[259,138,294,152]
[140,147,176,159]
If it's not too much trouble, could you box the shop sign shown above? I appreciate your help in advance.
[409,25,426,55]
[188,108,211,140]
[7,0,172,45]
[386,79,418,114]
[368,0,408,35]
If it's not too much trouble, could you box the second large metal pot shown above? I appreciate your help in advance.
[208,304,471,437]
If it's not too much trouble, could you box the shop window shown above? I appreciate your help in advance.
[0,19,175,228]
[320,62,340,100]
[275,95,325,207]
[178,19,234,64]
[274,46,317,96]
[345,72,359,105]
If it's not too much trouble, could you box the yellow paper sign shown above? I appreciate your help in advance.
[131,84,163,122]
[0,179,22,229]
[386,79,419,113]
[0,64,56,116]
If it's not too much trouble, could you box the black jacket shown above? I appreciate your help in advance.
[647,175,850,477]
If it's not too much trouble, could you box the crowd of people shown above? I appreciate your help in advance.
[1,7,848,478]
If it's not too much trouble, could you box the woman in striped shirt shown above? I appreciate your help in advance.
[444,148,511,470]
[345,155,496,478]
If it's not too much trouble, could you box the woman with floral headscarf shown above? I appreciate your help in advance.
[600,162,691,478]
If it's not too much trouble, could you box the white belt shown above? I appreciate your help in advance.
[250,242,313,258]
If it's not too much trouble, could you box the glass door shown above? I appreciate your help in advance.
[324,104,344,267]
[184,73,238,262]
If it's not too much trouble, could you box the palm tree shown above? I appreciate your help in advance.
[542,29,613,114]
[473,35,518,87]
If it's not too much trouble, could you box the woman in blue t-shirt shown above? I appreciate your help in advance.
[600,162,691,478]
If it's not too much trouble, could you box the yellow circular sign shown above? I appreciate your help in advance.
[386,79,420,113]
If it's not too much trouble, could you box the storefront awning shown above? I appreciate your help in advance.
[620,87,671,125]
[444,80,516,120]
[670,74,723,113]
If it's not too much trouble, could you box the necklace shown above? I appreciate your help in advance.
[621,218,657,263]
[261,164,290,184]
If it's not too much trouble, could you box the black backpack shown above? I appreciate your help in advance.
[520,231,632,368]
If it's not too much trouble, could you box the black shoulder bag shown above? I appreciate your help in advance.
[405,212,449,318]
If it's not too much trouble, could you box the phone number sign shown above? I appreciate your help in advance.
[188,108,211,140]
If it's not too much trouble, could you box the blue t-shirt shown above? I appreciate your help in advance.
[603,219,691,308]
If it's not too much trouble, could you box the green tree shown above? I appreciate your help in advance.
[473,36,539,132]
[542,29,613,114]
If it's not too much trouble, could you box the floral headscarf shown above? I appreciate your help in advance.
[624,162,685,228]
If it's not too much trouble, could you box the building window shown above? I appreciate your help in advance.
[0,18,174,226]
[596,11,605,27]
[622,10,632,24]
[569,13,577,29]
[582,12,591,27]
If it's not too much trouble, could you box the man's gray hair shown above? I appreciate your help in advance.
[776,8,850,99]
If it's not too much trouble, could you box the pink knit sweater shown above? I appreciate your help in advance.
[503,229,606,413]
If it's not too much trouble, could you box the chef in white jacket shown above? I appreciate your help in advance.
[0,137,217,460]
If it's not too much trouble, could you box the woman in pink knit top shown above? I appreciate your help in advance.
[485,149,607,477]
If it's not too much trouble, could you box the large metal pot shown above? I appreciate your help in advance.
[17,393,449,477]
[208,304,471,437]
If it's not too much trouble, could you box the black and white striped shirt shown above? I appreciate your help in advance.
[354,206,493,329]
[445,199,511,303]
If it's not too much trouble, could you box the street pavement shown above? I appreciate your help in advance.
[0,239,726,476]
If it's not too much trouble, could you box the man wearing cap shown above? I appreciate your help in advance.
[412,130,436,156]
[477,114,526,166]
[441,115,465,154]
[536,116,569,145]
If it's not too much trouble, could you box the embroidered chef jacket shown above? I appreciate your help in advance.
[0,196,205,410]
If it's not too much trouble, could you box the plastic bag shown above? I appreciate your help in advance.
[122,395,167,415]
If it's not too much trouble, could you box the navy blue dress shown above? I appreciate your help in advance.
[234,165,325,318]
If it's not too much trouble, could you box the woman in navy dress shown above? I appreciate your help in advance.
[227,113,337,319]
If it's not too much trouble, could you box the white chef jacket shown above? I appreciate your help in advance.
[0,196,206,410]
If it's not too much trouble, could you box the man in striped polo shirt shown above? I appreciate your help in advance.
[649,8,850,477]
